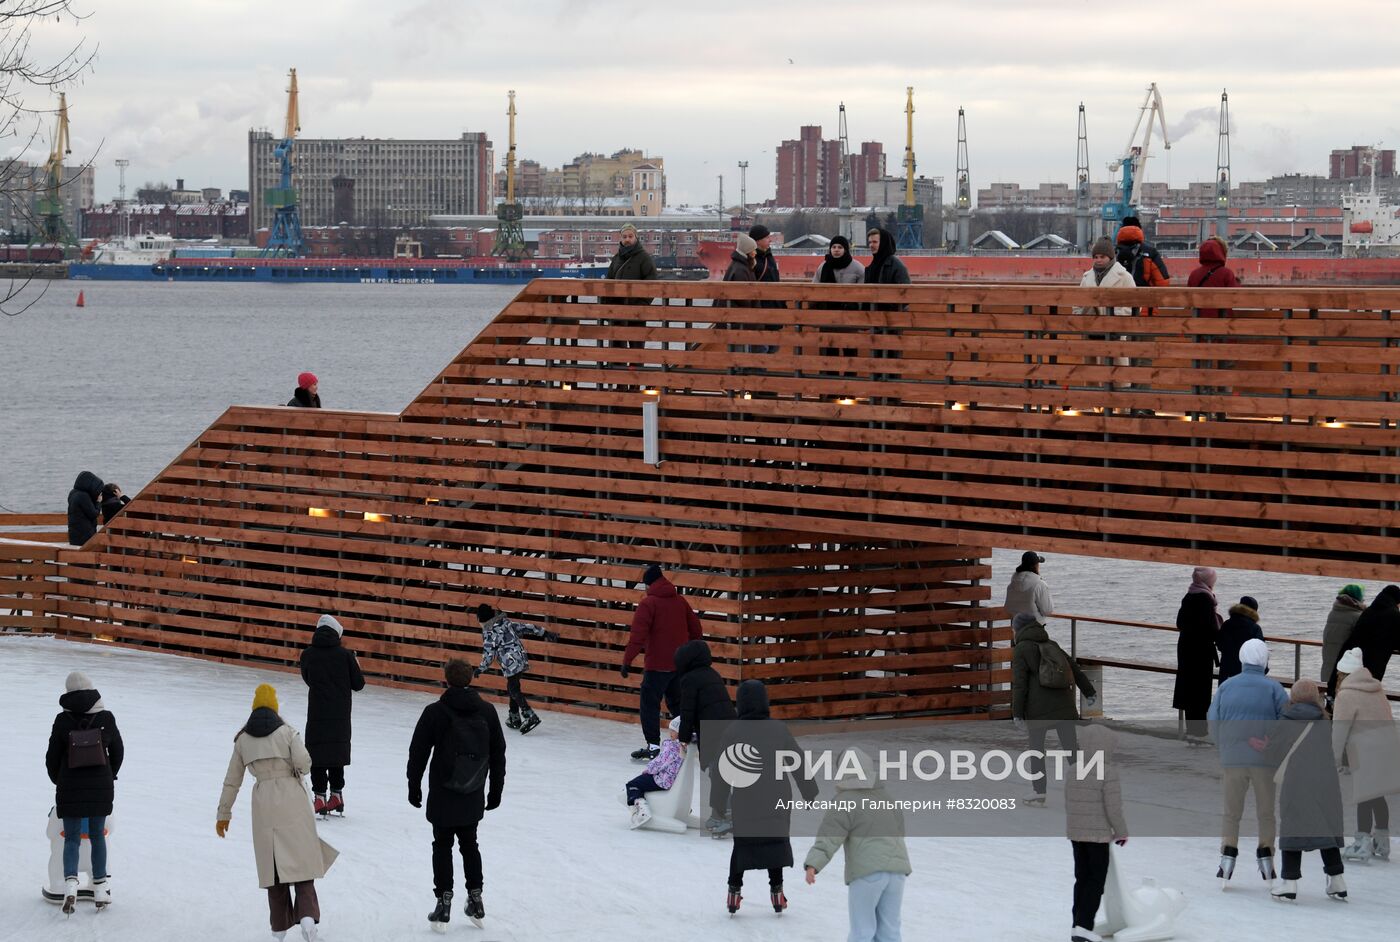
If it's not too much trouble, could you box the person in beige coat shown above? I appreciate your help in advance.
[218,684,337,942]
[1064,723,1128,942]
[1332,648,1400,862]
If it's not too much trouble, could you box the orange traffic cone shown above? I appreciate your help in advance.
[76,291,85,308]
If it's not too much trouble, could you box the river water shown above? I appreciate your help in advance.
[1,282,1375,716]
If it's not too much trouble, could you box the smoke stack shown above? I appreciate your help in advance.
[176,178,185,191]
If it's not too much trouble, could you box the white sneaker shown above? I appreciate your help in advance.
[1071,926,1103,941]
[629,798,652,829]
[300,916,318,941]
[1342,832,1373,862]
[1326,873,1348,900]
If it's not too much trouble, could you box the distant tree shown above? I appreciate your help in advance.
[783,209,813,241]
[136,181,173,205]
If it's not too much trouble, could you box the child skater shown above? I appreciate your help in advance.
[475,603,558,734]
[624,716,688,829]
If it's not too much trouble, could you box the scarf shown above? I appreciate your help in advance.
[818,236,854,283]
[1186,566,1218,604]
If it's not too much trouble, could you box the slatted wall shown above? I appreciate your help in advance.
[0,514,66,633]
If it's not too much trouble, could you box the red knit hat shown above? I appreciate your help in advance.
[297,372,318,390]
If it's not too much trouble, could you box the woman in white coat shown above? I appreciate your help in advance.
[1332,648,1400,862]
[218,684,336,941]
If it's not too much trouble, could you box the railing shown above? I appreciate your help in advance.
[1055,610,1400,703]
[0,514,68,633]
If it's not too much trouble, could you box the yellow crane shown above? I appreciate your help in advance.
[494,89,528,260]
[895,86,922,249]
[36,92,74,245]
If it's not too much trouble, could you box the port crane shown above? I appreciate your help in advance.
[34,93,74,247]
[1214,89,1231,240]
[836,102,859,242]
[1075,103,1092,250]
[493,90,528,260]
[954,107,971,250]
[896,87,922,250]
[262,68,304,257]
[1102,83,1169,224]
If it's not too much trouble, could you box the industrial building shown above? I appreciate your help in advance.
[0,161,94,240]
[496,148,666,213]
[247,130,494,232]
[81,201,250,241]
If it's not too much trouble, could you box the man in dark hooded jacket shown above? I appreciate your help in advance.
[864,228,911,285]
[67,471,104,545]
[675,639,736,832]
[407,659,506,930]
[300,613,365,816]
[623,564,702,761]
[1334,584,1400,694]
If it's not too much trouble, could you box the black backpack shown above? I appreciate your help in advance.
[67,715,108,769]
[442,707,490,795]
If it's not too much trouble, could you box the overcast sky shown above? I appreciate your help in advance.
[17,0,1400,207]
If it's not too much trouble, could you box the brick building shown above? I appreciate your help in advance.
[0,161,94,240]
[1330,146,1395,180]
[80,202,250,241]
[774,126,886,208]
[248,130,494,232]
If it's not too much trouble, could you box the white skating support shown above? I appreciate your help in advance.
[1096,844,1186,941]
[42,808,114,903]
[621,749,710,834]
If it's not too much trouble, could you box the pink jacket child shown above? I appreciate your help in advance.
[625,717,689,828]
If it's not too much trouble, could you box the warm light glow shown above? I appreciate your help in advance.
[94,634,114,643]
[1323,420,1346,429]
[1181,414,1196,422]
[950,402,967,411]
[836,397,856,406]
[742,392,752,400]
[308,507,331,518]
[561,382,573,391]
[1057,408,1080,417]
[424,497,441,505]
[182,556,198,564]
[363,512,389,522]
[642,388,660,396]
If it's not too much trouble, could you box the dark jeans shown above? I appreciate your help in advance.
[1071,841,1109,929]
[311,766,345,795]
[708,763,731,818]
[1281,846,1343,880]
[61,816,107,880]
[506,673,531,713]
[1027,722,1081,795]
[626,771,660,805]
[1183,709,1209,739]
[728,855,783,889]
[432,824,483,895]
[639,670,680,746]
[1359,796,1390,831]
[267,880,319,932]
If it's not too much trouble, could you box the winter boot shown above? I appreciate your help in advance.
[428,889,453,930]
[1256,847,1276,881]
[1217,845,1238,882]
[631,743,660,762]
[272,932,286,941]
[629,798,652,830]
[1271,878,1298,901]
[314,792,327,816]
[519,708,541,735]
[299,915,318,941]
[506,708,522,730]
[465,887,485,928]
[1343,832,1374,862]
[325,791,345,817]
[92,877,111,910]
[1025,790,1047,807]
[1373,828,1391,860]
[1326,873,1348,901]
[770,884,787,914]
[726,885,742,915]
[1071,927,1104,942]
[62,876,78,915]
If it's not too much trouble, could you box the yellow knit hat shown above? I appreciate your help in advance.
[252,683,279,713]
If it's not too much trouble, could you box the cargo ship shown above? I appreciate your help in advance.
[67,255,609,284]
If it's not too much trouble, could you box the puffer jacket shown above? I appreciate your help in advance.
[1011,620,1094,721]
[1187,238,1240,317]
[1064,724,1128,843]
[1266,701,1343,852]
[643,738,687,790]
[604,243,658,282]
[803,750,913,885]
[1005,570,1054,622]
[479,614,554,679]
[67,471,104,545]
[46,687,124,818]
[299,616,366,768]
[1320,594,1365,683]
[623,577,702,673]
[675,639,735,768]
[1208,663,1288,767]
[1216,602,1263,683]
[1073,262,1136,316]
[1115,227,1170,286]
[1332,668,1400,803]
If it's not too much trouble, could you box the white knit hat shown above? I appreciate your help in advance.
[317,614,345,637]
[1336,648,1364,676]
[65,670,94,692]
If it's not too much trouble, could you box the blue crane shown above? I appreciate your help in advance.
[262,69,304,257]
[1102,83,1170,225]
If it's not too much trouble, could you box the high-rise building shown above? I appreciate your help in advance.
[248,131,494,233]
[0,161,94,240]
[1330,146,1396,181]
[775,127,887,208]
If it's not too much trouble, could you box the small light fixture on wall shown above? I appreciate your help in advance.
[643,399,661,467]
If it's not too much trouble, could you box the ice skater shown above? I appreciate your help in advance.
[217,684,337,941]
[45,671,123,914]
[475,603,557,734]
[675,638,737,835]
[803,748,912,942]
[1063,723,1128,942]
[622,564,703,761]
[300,613,365,817]
[624,716,688,829]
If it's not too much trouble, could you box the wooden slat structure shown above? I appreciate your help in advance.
[0,514,66,633]
[11,278,1400,720]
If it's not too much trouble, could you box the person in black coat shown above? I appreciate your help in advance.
[674,639,737,830]
[1334,584,1400,697]
[99,483,130,526]
[66,471,104,545]
[45,670,123,910]
[407,659,506,929]
[1174,566,1221,739]
[287,372,322,408]
[300,614,365,815]
[717,680,818,915]
[863,228,912,286]
[1216,596,1264,684]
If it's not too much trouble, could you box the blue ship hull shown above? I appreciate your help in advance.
[67,262,608,284]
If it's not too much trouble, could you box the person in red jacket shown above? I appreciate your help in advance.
[623,564,703,761]
[1187,236,1240,318]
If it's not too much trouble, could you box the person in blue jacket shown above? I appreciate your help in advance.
[1208,638,1288,885]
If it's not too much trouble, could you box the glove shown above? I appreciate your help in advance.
[1013,717,1027,732]
[408,786,422,808]
[473,667,484,679]
[620,664,631,680]
[544,631,559,642]
[1115,836,1129,846]
[216,820,229,838]
[485,793,501,812]
[1085,695,1098,708]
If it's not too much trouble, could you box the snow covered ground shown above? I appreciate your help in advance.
[4,636,1398,942]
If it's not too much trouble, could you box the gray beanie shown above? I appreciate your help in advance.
[1090,237,1115,258]
[1011,612,1040,632]
[736,232,757,255]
